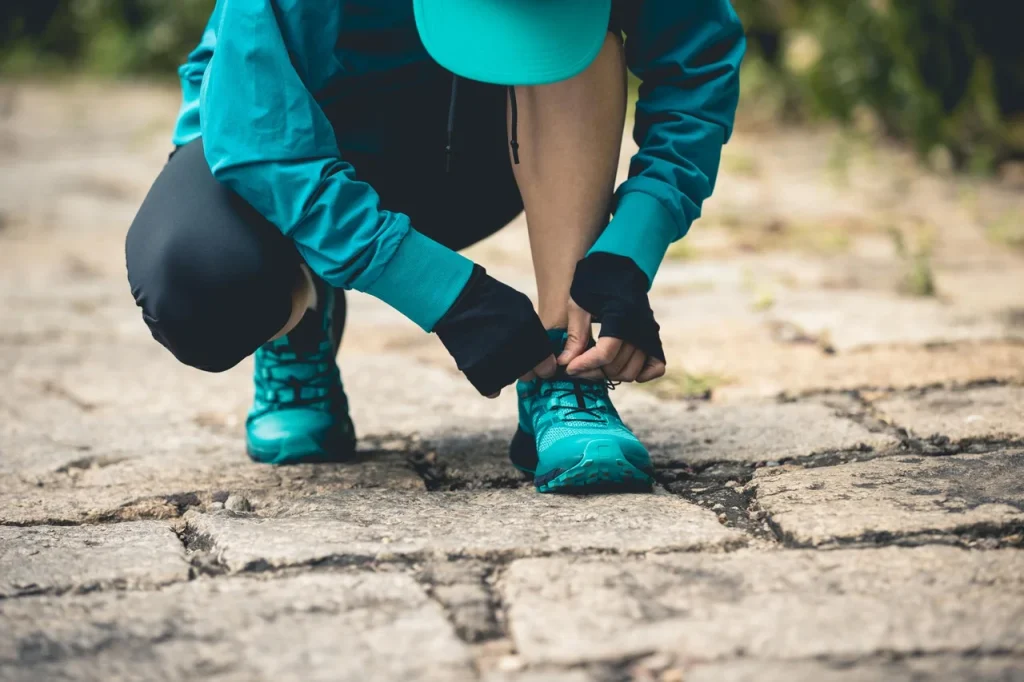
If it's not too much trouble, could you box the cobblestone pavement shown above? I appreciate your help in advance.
[2,84,1023,682]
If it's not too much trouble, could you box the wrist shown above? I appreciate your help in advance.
[570,253,665,363]
[588,192,679,288]
[434,267,552,396]
[362,227,474,332]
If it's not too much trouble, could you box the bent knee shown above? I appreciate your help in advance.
[126,139,298,372]
[127,229,238,372]
[126,215,292,373]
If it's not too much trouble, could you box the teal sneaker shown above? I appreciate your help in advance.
[509,332,654,493]
[246,282,356,465]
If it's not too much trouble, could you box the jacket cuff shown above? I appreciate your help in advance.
[588,192,680,288]
[362,227,474,332]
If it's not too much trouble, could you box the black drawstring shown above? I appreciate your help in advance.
[446,75,459,173]
[446,77,521,172]
[508,85,520,164]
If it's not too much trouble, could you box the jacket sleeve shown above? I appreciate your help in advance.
[589,0,746,286]
[199,0,473,331]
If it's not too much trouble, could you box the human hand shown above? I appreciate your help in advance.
[559,298,666,382]
[434,266,556,398]
[558,252,666,383]
[514,355,558,388]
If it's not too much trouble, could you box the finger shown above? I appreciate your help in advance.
[637,357,667,383]
[558,300,592,365]
[603,343,636,378]
[487,391,501,399]
[616,349,648,382]
[572,368,608,381]
[567,336,623,375]
[519,370,536,382]
[533,354,558,379]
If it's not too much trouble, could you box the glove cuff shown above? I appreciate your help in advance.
[434,266,552,395]
[570,253,665,363]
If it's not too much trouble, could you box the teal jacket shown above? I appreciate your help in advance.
[173,0,745,332]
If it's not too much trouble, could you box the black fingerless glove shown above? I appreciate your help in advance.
[434,265,553,396]
[569,252,665,362]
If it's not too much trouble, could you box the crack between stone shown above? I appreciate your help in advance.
[901,435,1024,457]
[663,436,1024,548]
[226,545,730,575]
[546,648,1024,681]
[4,625,226,669]
[778,376,1024,402]
[406,450,529,492]
[166,518,752,585]
[35,379,99,412]
[176,520,231,578]
[812,389,911,442]
[0,574,188,602]
[0,490,240,528]
[783,384,1024,455]
[767,515,1024,551]
[414,561,515,680]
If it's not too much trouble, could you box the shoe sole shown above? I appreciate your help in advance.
[513,434,653,494]
[246,426,356,466]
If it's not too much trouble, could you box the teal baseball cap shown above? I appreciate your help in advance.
[413,0,612,86]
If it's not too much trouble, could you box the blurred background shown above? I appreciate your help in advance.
[3,0,1023,174]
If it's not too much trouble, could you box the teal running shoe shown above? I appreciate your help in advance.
[509,332,654,493]
[246,281,356,465]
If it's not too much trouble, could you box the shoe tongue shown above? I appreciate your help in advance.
[285,308,324,355]
[547,328,568,354]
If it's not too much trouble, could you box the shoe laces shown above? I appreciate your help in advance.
[530,370,618,425]
[255,336,335,409]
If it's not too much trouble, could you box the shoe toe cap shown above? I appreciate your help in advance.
[246,409,352,463]
[538,434,652,476]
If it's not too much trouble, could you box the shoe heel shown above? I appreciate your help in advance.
[508,427,538,476]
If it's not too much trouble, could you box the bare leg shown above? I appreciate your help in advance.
[271,264,316,340]
[275,34,625,343]
[510,33,627,330]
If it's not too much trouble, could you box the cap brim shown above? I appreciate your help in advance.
[414,0,611,86]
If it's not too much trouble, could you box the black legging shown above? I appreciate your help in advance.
[126,74,522,372]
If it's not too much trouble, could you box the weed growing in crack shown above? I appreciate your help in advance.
[889,222,937,297]
[639,371,732,401]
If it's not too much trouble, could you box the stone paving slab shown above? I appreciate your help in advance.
[183,489,743,569]
[683,656,1024,682]
[0,394,424,524]
[873,386,1024,441]
[768,290,1022,352]
[0,572,474,682]
[753,450,1024,547]
[667,335,1024,401]
[0,461,270,526]
[0,522,189,598]
[0,439,423,525]
[625,400,898,467]
[417,561,499,643]
[500,547,1024,666]
[3,339,252,424]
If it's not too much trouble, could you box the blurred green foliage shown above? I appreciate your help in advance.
[735,0,1023,171]
[3,0,1022,169]
[0,0,213,75]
